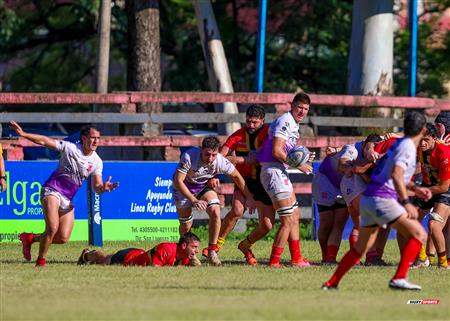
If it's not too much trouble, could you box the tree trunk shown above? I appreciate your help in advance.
[126,0,163,160]
[193,0,240,135]
[348,0,395,133]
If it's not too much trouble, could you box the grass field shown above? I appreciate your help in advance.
[1,239,449,321]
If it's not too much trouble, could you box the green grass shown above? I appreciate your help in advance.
[1,240,449,321]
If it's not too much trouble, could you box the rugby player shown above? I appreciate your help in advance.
[257,92,314,267]
[201,105,273,266]
[314,134,381,264]
[173,136,256,266]
[13,121,119,266]
[413,123,450,269]
[78,232,200,267]
[322,111,431,291]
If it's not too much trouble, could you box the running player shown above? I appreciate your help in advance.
[78,232,200,267]
[257,92,314,267]
[201,105,273,266]
[173,136,256,266]
[0,144,6,193]
[13,121,119,267]
[322,111,431,291]
[414,123,450,268]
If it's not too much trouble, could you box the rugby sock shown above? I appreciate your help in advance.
[289,240,301,263]
[427,253,436,265]
[438,252,448,268]
[35,257,46,267]
[327,247,361,287]
[393,237,421,280]
[241,236,254,249]
[216,237,225,251]
[208,244,218,252]
[326,245,339,262]
[269,246,284,266]
[349,234,358,248]
[417,245,427,262]
[319,240,327,261]
[365,248,378,262]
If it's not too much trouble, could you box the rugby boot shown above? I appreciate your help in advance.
[238,240,257,266]
[19,233,34,261]
[389,278,421,291]
[207,250,222,266]
[292,256,311,267]
[321,282,338,291]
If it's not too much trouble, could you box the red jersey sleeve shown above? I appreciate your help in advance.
[223,128,245,151]
[436,145,450,181]
[374,137,397,154]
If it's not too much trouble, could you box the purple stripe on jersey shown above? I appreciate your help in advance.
[364,183,397,199]
[44,174,81,200]
[318,156,343,188]
[257,136,278,163]
[184,181,207,195]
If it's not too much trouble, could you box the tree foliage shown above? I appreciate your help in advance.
[0,0,448,98]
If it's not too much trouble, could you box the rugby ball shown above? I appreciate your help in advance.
[286,146,310,167]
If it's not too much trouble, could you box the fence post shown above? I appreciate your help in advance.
[87,176,103,246]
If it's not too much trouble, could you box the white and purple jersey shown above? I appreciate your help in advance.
[318,142,364,188]
[364,138,416,199]
[257,112,299,167]
[174,147,235,194]
[44,140,103,200]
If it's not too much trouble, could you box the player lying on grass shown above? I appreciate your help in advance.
[172,136,256,266]
[322,111,431,291]
[12,121,119,267]
[78,232,200,267]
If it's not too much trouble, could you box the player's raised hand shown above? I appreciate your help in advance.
[298,163,313,175]
[103,176,119,192]
[414,186,432,202]
[207,177,220,189]
[245,196,256,214]
[405,203,419,220]
[307,151,316,163]
[193,199,208,210]
[9,121,25,136]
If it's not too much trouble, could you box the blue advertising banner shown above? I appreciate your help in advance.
[1,161,180,242]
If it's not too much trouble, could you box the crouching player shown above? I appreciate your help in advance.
[78,232,200,267]
[322,112,431,291]
[173,137,256,266]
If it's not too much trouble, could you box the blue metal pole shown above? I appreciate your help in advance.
[255,0,267,93]
[408,0,418,97]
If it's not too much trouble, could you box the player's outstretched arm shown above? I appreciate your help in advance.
[92,175,119,194]
[9,121,57,150]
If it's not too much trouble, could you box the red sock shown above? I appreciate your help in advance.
[208,244,218,252]
[393,238,422,280]
[289,240,301,262]
[36,257,46,267]
[327,247,361,287]
[376,247,384,258]
[366,248,378,261]
[326,245,339,262]
[349,234,358,248]
[319,240,327,261]
[269,246,284,266]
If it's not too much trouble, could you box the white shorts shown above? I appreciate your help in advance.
[40,187,74,213]
[260,165,293,200]
[312,172,342,206]
[360,195,405,228]
[173,187,214,209]
[340,175,367,205]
